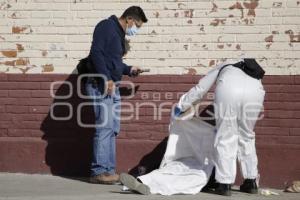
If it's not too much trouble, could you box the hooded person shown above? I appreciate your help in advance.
[120,58,265,196]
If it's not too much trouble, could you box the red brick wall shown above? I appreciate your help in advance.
[0,74,300,189]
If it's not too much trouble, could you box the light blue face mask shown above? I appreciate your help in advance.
[126,24,139,36]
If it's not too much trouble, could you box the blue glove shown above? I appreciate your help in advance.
[174,106,183,117]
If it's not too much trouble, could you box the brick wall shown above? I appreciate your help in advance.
[0,0,300,190]
[0,74,300,189]
[0,0,300,74]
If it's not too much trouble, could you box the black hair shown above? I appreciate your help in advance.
[121,6,148,23]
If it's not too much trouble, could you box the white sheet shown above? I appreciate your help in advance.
[138,117,215,195]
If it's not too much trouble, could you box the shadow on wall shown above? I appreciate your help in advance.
[40,74,94,176]
[129,137,168,177]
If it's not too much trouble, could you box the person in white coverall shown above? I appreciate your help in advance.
[120,59,265,196]
[177,59,265,196]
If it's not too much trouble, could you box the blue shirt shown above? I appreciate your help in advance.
[89,15,132,82]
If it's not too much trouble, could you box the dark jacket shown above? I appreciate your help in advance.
[89,15,132,82]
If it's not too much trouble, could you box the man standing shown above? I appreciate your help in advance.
[86,6,148,184]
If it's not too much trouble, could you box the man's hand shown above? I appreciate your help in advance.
[130,66,142,77]
[106,80,115,95]
[130,67,150,77]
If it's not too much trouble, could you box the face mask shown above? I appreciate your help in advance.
[126,23,139,36]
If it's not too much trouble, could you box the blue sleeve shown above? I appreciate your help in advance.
[122,62,132,76]
[107,34,133,76]
[90,21,112,81]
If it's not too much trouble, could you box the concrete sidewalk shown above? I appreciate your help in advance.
[0,173,298,200]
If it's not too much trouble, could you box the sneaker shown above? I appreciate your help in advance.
[120,173,150,195]
[240,179,258,194]
[215,183,232,196]
[89,173,120,184]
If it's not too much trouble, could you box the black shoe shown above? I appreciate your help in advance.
[215,183,232,196]
[240,179,258,194]
[201,168,217,192]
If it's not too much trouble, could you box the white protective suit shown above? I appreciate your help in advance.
[177,59,265,184]
[138,59,265,195]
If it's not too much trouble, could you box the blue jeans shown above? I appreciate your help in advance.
[85,79,121,176]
